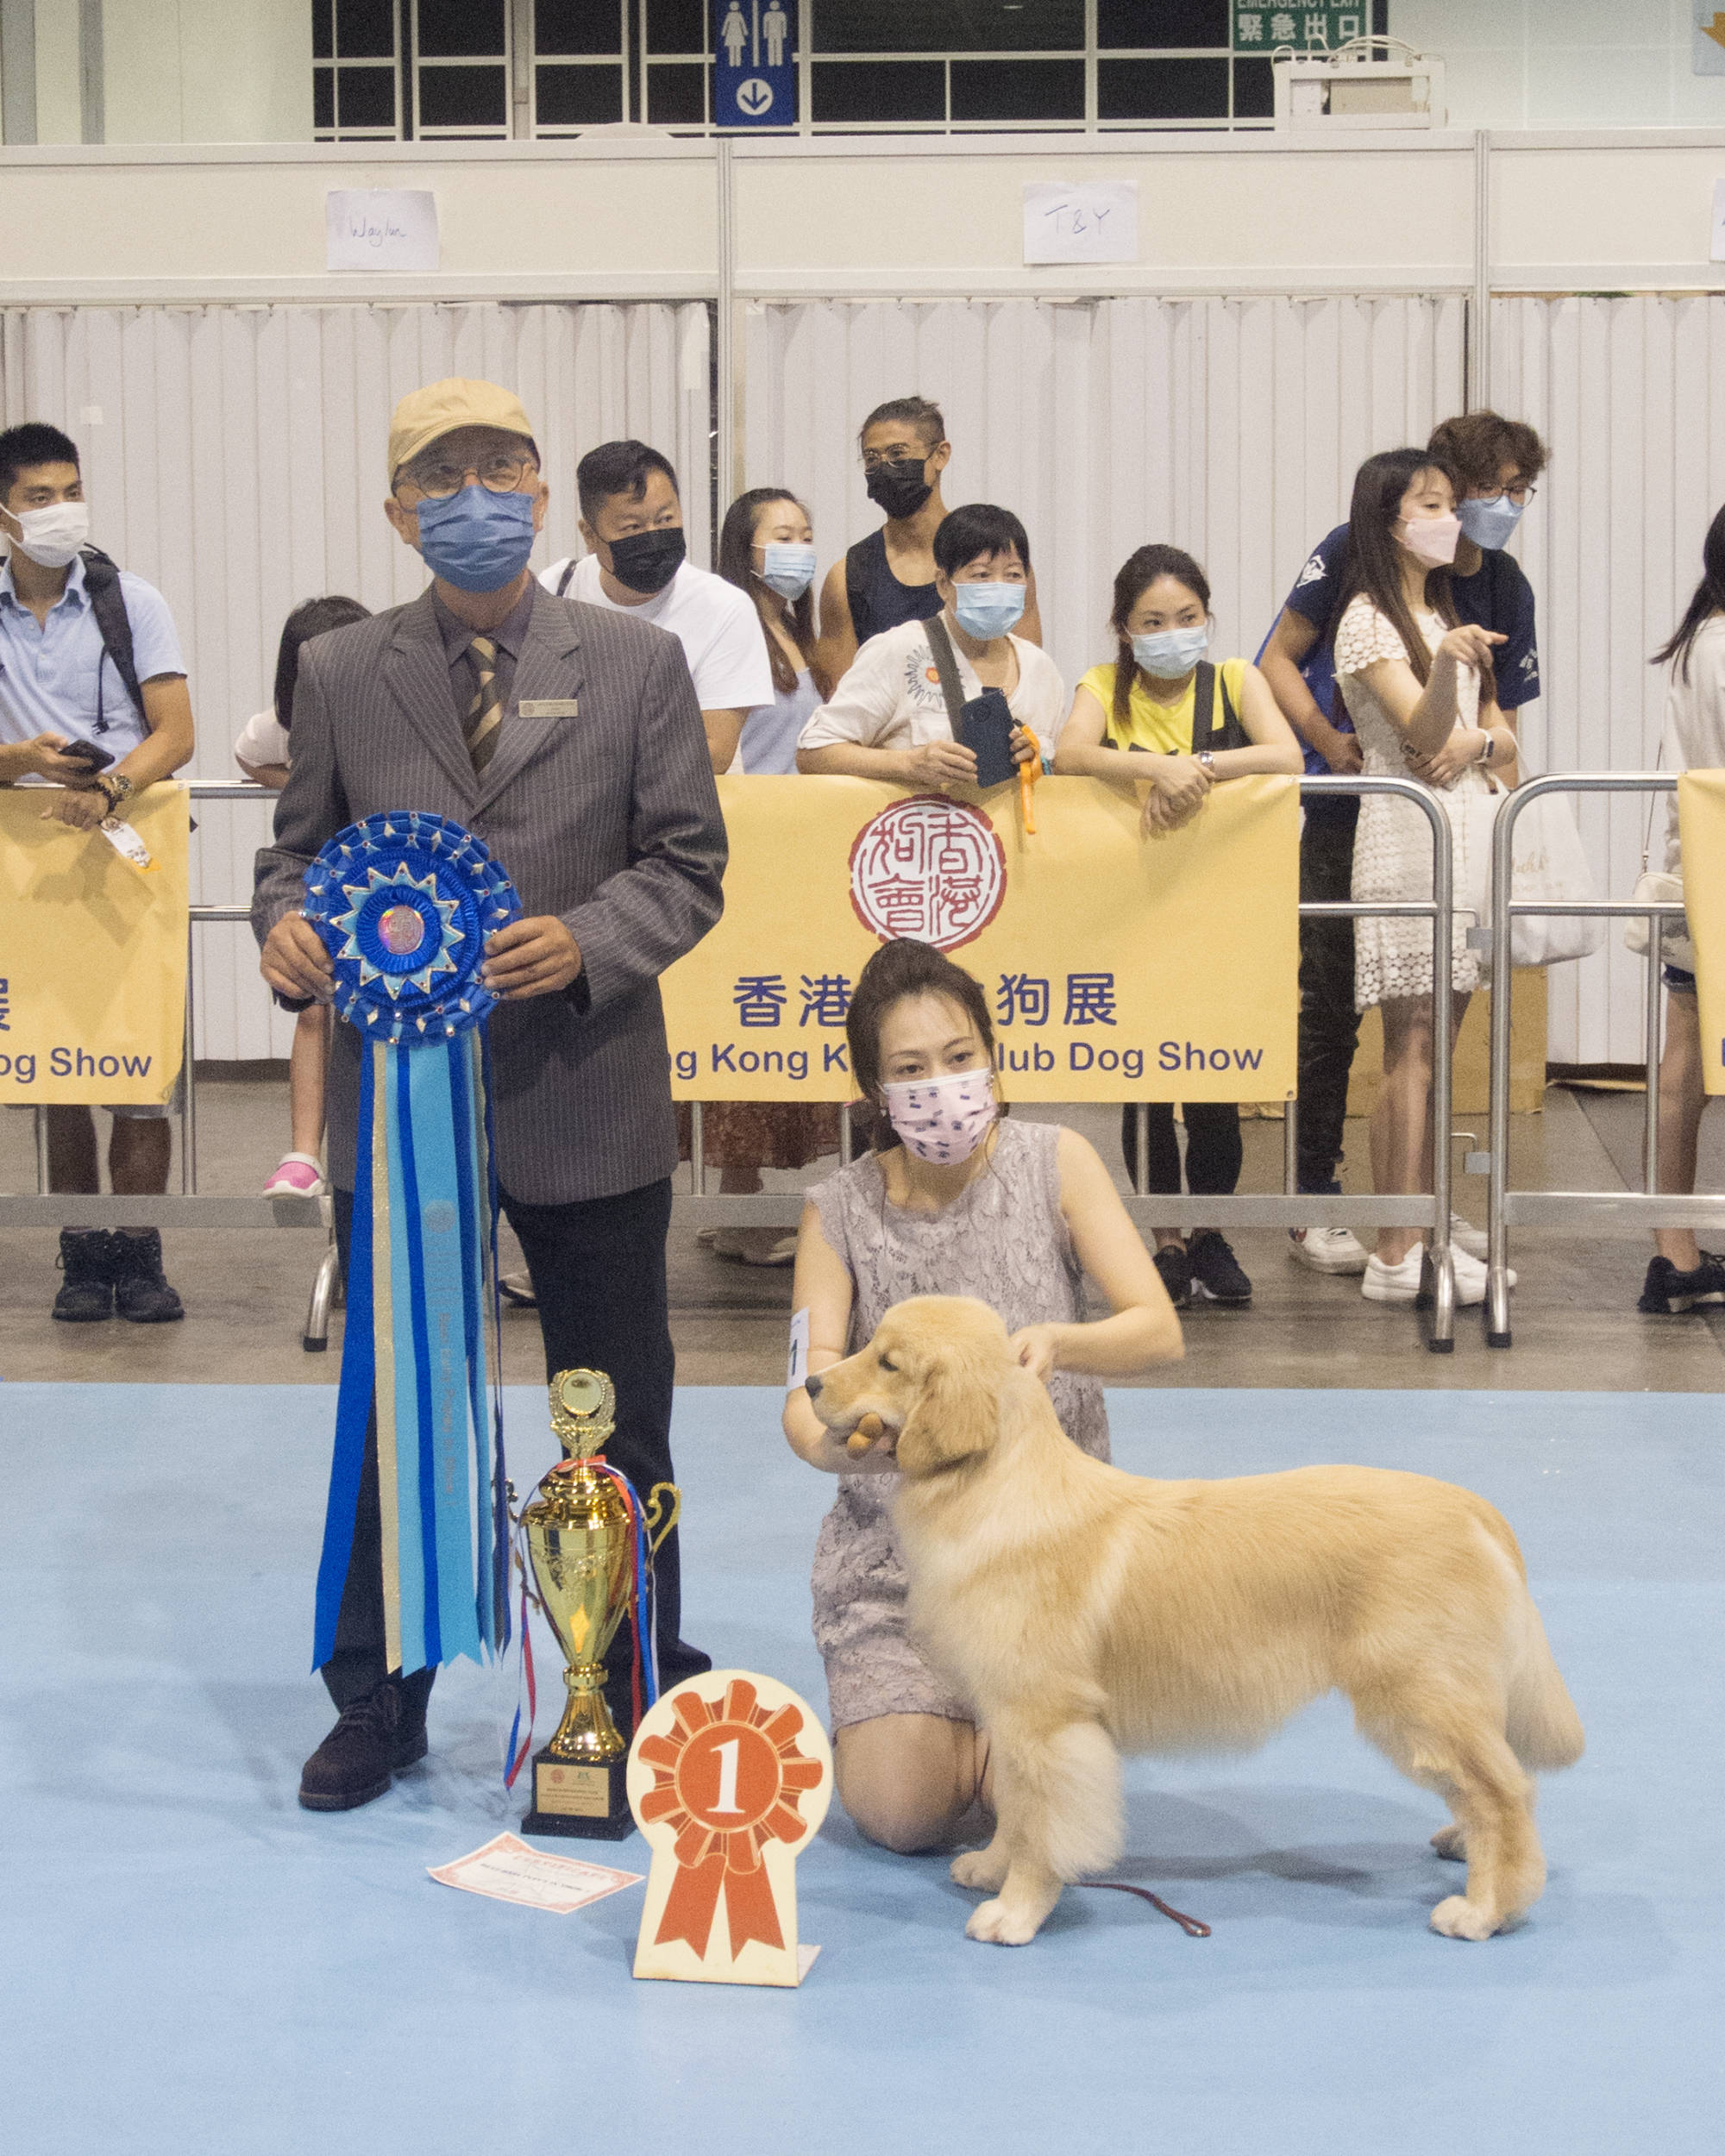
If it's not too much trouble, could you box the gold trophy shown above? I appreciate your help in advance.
[519,1368,680,1840]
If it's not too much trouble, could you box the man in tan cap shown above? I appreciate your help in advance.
[253,377,726,1812]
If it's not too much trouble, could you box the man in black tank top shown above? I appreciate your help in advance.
[817,393,1043,680]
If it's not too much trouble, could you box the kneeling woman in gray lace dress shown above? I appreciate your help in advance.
[781,938,1184,1853]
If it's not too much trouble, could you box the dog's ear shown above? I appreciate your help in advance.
[896,1342,1001,1479]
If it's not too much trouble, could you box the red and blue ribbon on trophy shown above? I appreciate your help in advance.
[302,812,520,1681]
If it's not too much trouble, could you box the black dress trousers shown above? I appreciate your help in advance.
[325,1178,708,1738]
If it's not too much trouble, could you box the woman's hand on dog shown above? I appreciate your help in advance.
[1008,1323,1065,1384]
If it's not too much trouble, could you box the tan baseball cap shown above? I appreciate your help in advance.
[387,378,536,483]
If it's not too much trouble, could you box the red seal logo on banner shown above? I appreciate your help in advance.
[848,795,1008,951]
[636,1676,826,1959]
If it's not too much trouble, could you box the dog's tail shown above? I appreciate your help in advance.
[1506,1595,1585,1772]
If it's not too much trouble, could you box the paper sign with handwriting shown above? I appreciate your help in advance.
[326,189,440,273]
[429,1833,643,1915]
[1022,180,1138,266]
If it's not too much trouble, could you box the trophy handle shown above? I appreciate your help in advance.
[643,1482,682,1556]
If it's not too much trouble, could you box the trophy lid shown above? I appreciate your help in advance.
[549,1368,616,1458]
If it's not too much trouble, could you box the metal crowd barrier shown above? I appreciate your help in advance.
[1482,772,1725,1349]
[683,774,1465,1352]
[3,774,1462,1351]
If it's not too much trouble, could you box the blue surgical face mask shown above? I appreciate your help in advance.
[758,542,817,599]
[1132,625,1209,678]
[951,581,1026,640]
[1457,494,1525,551]
[413,484,537,593]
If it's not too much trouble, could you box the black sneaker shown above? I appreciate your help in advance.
[299,1680,411,1813]
[1153,1243,1192,1306]
[53,1228,114,1322]
[1637,1253,1725,1314]
[1188,1231,1252,1307]
[109,1227,185,1323]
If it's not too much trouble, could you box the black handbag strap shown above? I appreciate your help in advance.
[1189,661,1246,755]
[923,614,969,730]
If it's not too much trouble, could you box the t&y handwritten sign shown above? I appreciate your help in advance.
[1022,180,1138,266]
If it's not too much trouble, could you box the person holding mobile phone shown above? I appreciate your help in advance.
[0,421,196,1326]
[1054,543,1303,1314]
[796,504,1063,785]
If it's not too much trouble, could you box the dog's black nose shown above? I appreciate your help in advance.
[804,1374,823,1401]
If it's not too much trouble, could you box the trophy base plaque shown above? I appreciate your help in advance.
[522,1749,633,1840]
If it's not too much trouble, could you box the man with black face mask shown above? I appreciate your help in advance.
[542,440,772,777]
[817,393,1043,683]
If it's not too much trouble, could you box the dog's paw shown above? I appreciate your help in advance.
[1430,1825,1467,1863]
[951,1847,1009,1893]
[1428,1894,1502,1940]
[965,1897,1044,1946]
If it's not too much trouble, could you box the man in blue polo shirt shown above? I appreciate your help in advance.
[1258,410,1546,1275]
[0,421,196,1323]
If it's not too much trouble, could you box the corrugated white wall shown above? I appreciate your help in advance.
[743,296,1466,708]
[1,300,711,1060]
[1492,295,1725,1064]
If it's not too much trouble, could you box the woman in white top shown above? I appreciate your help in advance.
[1639,504,1725,1314]
[682,486,840,1264]
[798,503,1062,781]
[718,485,827,772]
[1331,449,1518,1309]
[235,594,370,1198]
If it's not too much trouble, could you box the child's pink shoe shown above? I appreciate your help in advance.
[263,1153,327,1197]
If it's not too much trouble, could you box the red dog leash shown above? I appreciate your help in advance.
[1081,1882,1211,1938]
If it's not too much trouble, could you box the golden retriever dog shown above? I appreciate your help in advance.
[806,1295,1584,1947]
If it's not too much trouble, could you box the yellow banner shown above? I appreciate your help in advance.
[1678,771,1725,1095]
[662,774,1299,1102]
[0,782,189,1106]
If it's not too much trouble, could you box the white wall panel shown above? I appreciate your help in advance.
[744,295,1465,708]
[1491,295,1725,1065]
[2,299,711,1061]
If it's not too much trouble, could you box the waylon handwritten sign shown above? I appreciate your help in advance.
[325,189,440,273]
[1021,180,1138,266]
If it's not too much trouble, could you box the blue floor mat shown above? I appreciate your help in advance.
[1,1383,1720,2155]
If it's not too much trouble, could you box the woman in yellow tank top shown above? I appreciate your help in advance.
[1055,544,1303,1310]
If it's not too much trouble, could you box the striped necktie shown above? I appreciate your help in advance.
[465,635,503,774]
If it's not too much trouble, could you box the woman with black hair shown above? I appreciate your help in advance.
[1638,503,1725,1314]
[1055,543,1302,1312]
[781,937,1182,1854]
[716,485,825,771]
[797,503,1063,780]
[235,594,370,1197]
[1332,450,1518,1308]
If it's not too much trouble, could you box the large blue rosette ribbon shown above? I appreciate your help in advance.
[301,812,521,1679]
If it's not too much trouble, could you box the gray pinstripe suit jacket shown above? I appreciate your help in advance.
[251,586,725,1205]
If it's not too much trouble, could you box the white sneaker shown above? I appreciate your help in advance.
[1363,1246,1516,1308]
[1362,1250,1425,1304]
[1289,1225,1369,1275]
[1450,1213,1489,1262]
[498,1269,537,1307]
[1450,1244,1515,1305]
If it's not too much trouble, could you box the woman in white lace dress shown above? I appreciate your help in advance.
[1333,448,1521,1308]
[781,938,1184,1853]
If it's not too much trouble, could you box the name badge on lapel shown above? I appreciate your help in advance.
[518,699,580,718]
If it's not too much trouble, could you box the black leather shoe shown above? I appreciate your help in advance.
[299,1681,406,1811]
[110,1227,185,1323]
[53,1229,114,1322]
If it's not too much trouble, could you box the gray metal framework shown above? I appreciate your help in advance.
[1,773,1459,1348]
[1482,772,1723,1348]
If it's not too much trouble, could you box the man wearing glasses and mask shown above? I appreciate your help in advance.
[253,379,725,1813]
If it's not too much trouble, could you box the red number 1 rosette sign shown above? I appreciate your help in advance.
[626,1670,832,1987]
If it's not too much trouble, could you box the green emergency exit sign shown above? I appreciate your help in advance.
[1232,6,1368,51]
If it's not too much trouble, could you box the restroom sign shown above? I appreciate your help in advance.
[714,0,797,128]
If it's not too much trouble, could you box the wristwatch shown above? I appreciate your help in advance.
[95,771,136,812]
[1196,750,1216,775]
[1477,730,1496,766]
